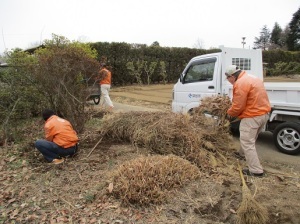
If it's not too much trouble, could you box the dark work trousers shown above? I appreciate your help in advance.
[35,139,77,162]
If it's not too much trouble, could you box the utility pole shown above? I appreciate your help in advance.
[241,37,246,48]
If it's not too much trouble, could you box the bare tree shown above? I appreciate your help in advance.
[144,61,157,85]
[193,38,205,49]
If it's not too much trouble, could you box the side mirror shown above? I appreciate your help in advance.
[179,73,184,83]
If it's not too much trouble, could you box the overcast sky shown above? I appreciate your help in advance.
[0,0,299,54]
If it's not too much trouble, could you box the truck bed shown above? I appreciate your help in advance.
[264,82,300,111]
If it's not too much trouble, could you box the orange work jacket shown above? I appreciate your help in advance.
[99,68,111,85]
[227,71,271,119]
[44,115,79,148]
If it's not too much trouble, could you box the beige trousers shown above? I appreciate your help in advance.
[100,84,113,108]
[239,114,269,173]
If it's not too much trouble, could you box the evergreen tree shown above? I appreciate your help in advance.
[253,25,271,50]
[280,25,290,50]
[287,7,300,51]
[151,41,160,47]
[270,22,283,49]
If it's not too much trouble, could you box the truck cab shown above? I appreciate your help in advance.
[172,46,263,114]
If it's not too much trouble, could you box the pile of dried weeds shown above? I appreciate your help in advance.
[99,96,234,169]
[110,154,201,205]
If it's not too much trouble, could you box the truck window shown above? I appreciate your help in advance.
[183,58,216,83]
[232,58,251,70]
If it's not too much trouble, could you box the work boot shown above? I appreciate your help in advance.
[242,169,264,177]
[51,158,65,165]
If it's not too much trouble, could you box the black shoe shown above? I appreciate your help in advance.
[242,169,264,177]
[233,152,246,160]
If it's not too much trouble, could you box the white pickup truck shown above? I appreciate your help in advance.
[172,46,300,155]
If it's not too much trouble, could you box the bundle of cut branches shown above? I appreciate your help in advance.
[194,95,232,128]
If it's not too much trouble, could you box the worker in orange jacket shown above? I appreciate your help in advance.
[226,65,271,177]
[99,63,114,110]
[34,109,79,164]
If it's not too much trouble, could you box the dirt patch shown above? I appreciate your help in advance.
[264,75,300,82]
[110,84,173,108]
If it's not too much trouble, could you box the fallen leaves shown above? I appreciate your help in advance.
[108,182,113,193]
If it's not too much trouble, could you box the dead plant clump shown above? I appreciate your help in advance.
[98,96,235,170]
[110,154,201,205]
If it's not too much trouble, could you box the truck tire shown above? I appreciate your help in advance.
[273,122,300,155]
[93,96,100,105]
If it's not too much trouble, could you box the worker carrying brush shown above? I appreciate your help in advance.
[34,109,79,164]
[225,65,271,177]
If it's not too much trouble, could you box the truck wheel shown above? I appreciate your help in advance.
[273,122,300,155]
[93,96,100,105]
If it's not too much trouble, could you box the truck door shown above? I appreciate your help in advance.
[173,57,219,113]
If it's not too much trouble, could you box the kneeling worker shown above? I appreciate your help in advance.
[35,109,79,164]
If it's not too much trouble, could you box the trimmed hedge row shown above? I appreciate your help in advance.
[90,42,300,84]
[90,42,220,85]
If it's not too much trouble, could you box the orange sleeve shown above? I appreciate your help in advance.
[227,81,249,117]
[45,118,54,141]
